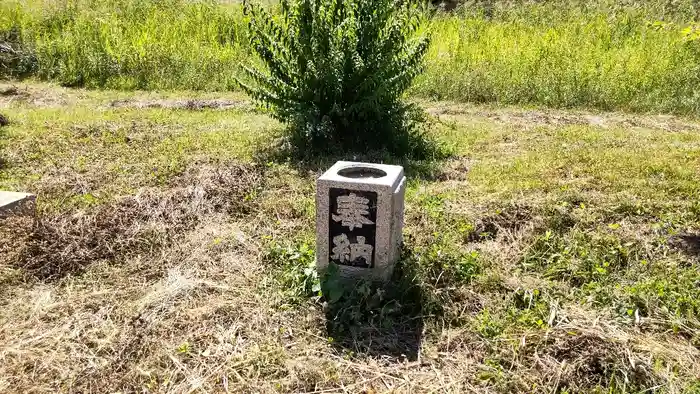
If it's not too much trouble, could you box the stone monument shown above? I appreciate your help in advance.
[316,161,405,282]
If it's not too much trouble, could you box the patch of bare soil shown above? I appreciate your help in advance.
[0,84,69,108]
[0,86,29,99]
[464,203,537,242]
[0,84,251,110]
[108,98,250,111]
[428,156,472,182]
[668,233,700,258]
[427,103,700,132]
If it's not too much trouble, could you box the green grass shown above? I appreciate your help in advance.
[416,5,700,114]
[1,0,700,391]
[2,0,700,114]
[2,83,699,392]
[1,0,249,89]
[0,87,277,216]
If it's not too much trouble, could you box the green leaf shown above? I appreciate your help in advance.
[237,0,431,153]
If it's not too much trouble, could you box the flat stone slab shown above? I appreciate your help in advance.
[0,191,36,218]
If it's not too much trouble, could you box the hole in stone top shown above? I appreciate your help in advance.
[337,166,387,179]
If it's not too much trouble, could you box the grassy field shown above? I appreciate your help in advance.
[1,0,700,392]
[1,82,699,393]
[1,0,700,113]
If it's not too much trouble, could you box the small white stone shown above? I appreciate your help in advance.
[0,191,36,218]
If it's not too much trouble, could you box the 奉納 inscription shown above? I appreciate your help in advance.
[328,188,377,268]
[332,193,374,230]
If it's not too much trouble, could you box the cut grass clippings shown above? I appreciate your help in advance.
[3,162,264,280]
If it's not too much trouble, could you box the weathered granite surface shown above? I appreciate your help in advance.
[316,161,405,282]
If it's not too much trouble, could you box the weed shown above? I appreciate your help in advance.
[624,270,700,334]
[474,309,504,339]
[264,240,321,303]
[523,229,638,287]
[510,287,552,329]
[321,252,425,360]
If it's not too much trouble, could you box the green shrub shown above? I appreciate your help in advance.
[238,0,431,154]
[0,26,36,79]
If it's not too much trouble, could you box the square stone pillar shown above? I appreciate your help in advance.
[316,161,405,282]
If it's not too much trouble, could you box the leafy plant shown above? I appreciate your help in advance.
[265,241,321,302]
[681,22,700,42]
[0,27,36,79]
[238,0,432,155]
[321,255,426,359]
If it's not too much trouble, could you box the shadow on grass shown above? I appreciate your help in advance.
[322,248,426,361]
[253,132,455,182]
[0,116,8,171]
[670,234,700,257]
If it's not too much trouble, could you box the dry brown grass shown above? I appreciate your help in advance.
[2,165,698,393]
[2,162,264,280]
[426,102,700,132]
[1,84,699,393]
